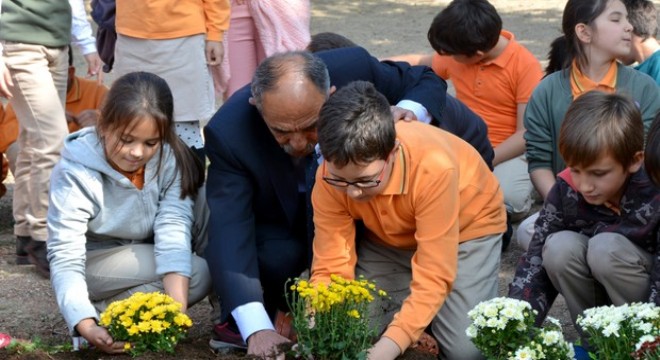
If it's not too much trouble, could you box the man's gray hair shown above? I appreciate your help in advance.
[250,51,330,110]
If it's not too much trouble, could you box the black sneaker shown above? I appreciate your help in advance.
[16,236,31,265]
[26,239,50,279]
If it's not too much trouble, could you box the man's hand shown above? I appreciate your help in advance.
[205,40,224,66]
[390,105,417,122]
[75,318,126,354]
[83,52,104,84]
[0,60,13,99]
[367,336,401,360]
[74,109,101,128]
[247,329,290,359]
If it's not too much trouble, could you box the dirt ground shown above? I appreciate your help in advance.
[3,0,657,358]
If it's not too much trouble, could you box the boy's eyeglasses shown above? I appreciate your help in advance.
[321,156,389,189]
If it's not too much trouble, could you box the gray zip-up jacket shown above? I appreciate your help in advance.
[47,127,194,333]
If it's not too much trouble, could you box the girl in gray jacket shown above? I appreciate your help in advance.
[47,72,210,354]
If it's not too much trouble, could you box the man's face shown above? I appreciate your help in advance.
[258,78,329,158]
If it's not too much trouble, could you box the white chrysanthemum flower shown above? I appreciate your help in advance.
[635,334,658,351]
[541,330,562,346]
[474,315,487,328]
[483,303,499,318]
[466,325,478,338]
[496,318,508,330]
[545,317,561,328]
[511,346,536,360]
[567,345,575,358]
[486,317,499,328]
[501,306,517,320]
[635,321,653,334]
[602,322,620,337]
[516,322,528,331]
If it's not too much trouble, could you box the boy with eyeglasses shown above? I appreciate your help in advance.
[310,81,506,360]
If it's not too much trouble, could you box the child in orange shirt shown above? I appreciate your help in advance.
[387,0,542,225]
[311,81,506,360]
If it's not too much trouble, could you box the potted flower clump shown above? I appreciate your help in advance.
[577,302,660,359]
[99,291,193,356]
[286,274,388,360]
[466,297,574,359]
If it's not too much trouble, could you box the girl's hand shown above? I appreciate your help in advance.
[75,318,126,354]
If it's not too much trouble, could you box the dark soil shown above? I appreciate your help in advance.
[1,338,435,360]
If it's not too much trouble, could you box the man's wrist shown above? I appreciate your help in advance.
[232,302,275,341]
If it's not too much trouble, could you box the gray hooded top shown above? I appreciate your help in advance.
[47,127,194,333]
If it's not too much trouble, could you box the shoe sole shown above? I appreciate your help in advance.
[208,338,247,351]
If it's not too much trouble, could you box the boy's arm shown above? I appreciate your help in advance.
[508,182,565,323]
[310,178,359,285]
[202,0,229,42]
[69,0,103,81]
[524,81,558,199]
[202,0,229,66]
[530,169,556,200]
[382,53,434,67]
[495,48,543,166]
[492,103,527,166]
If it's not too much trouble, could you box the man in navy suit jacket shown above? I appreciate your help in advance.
[203,47,492,357]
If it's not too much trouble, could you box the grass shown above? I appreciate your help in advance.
[4,337,73,356]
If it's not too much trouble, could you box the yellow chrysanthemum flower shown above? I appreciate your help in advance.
[347,309,360,319]
[98,292,192,356]
[140,311,154,321]
[151,320,164,333]
[138,321,151,333]
[128,325,139,336]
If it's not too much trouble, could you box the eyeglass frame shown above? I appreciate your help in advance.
[321,153,391,189]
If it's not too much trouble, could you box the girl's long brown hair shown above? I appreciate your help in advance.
[97,72,204,199]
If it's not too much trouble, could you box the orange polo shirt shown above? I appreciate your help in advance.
[116,0,230,42]
[570,59,617,98]
[0,76,108,152]
[431,30,543,146]
[311,121,506,351]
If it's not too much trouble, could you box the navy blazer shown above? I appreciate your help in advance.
[204,46,490,317]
